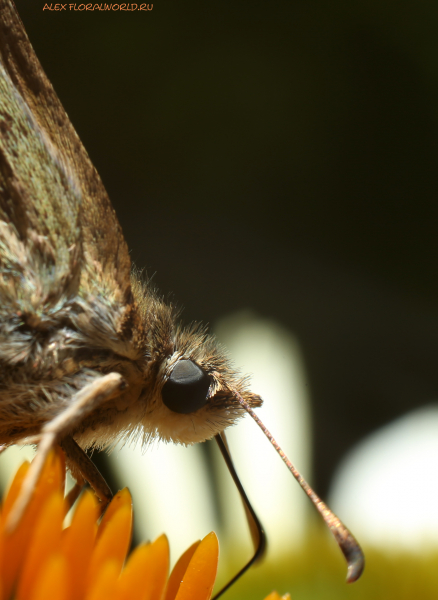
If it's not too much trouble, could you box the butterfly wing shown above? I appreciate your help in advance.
[0,0,131,311]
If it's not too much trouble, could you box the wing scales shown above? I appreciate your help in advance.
[0,0,132,306]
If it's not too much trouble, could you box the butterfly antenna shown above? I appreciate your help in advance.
[230,388,365,583]
[212,431,266,600]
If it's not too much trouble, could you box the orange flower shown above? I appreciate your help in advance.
[0,450,288,600]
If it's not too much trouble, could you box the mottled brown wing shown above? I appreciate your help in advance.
[0,0,131,306]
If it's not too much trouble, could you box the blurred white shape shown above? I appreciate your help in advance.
[213,310,312,557]
[110,440,218,562]
[329,404,438,551]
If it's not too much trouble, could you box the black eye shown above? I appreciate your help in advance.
[162,360,211,414]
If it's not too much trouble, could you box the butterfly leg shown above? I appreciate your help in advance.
[6,372,125,531]
[64,476,87,512]
[61,435,113,512]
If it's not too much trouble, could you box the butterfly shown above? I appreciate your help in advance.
[0,1,364,595]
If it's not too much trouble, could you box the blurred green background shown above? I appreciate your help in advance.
[10,1,438,597]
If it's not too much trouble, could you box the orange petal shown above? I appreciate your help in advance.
[1,461,31,517]
[2,454,64,517]
[165,540,201,600]
[16,491,65,600]
[1,451,65,597]
[85,560,119,600]
[87,504,132,586]
[2,448,66,515]
[174,532,219,600]
[29,554,69,600]
[117,535,169,600]
[0,462,30,597]
[0,521,4,600]
[62,490,99,600]
[97,488,132,542]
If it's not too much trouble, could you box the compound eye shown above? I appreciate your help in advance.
[162,359,211,414]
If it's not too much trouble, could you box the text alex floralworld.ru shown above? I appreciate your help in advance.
[43,3,153,11]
